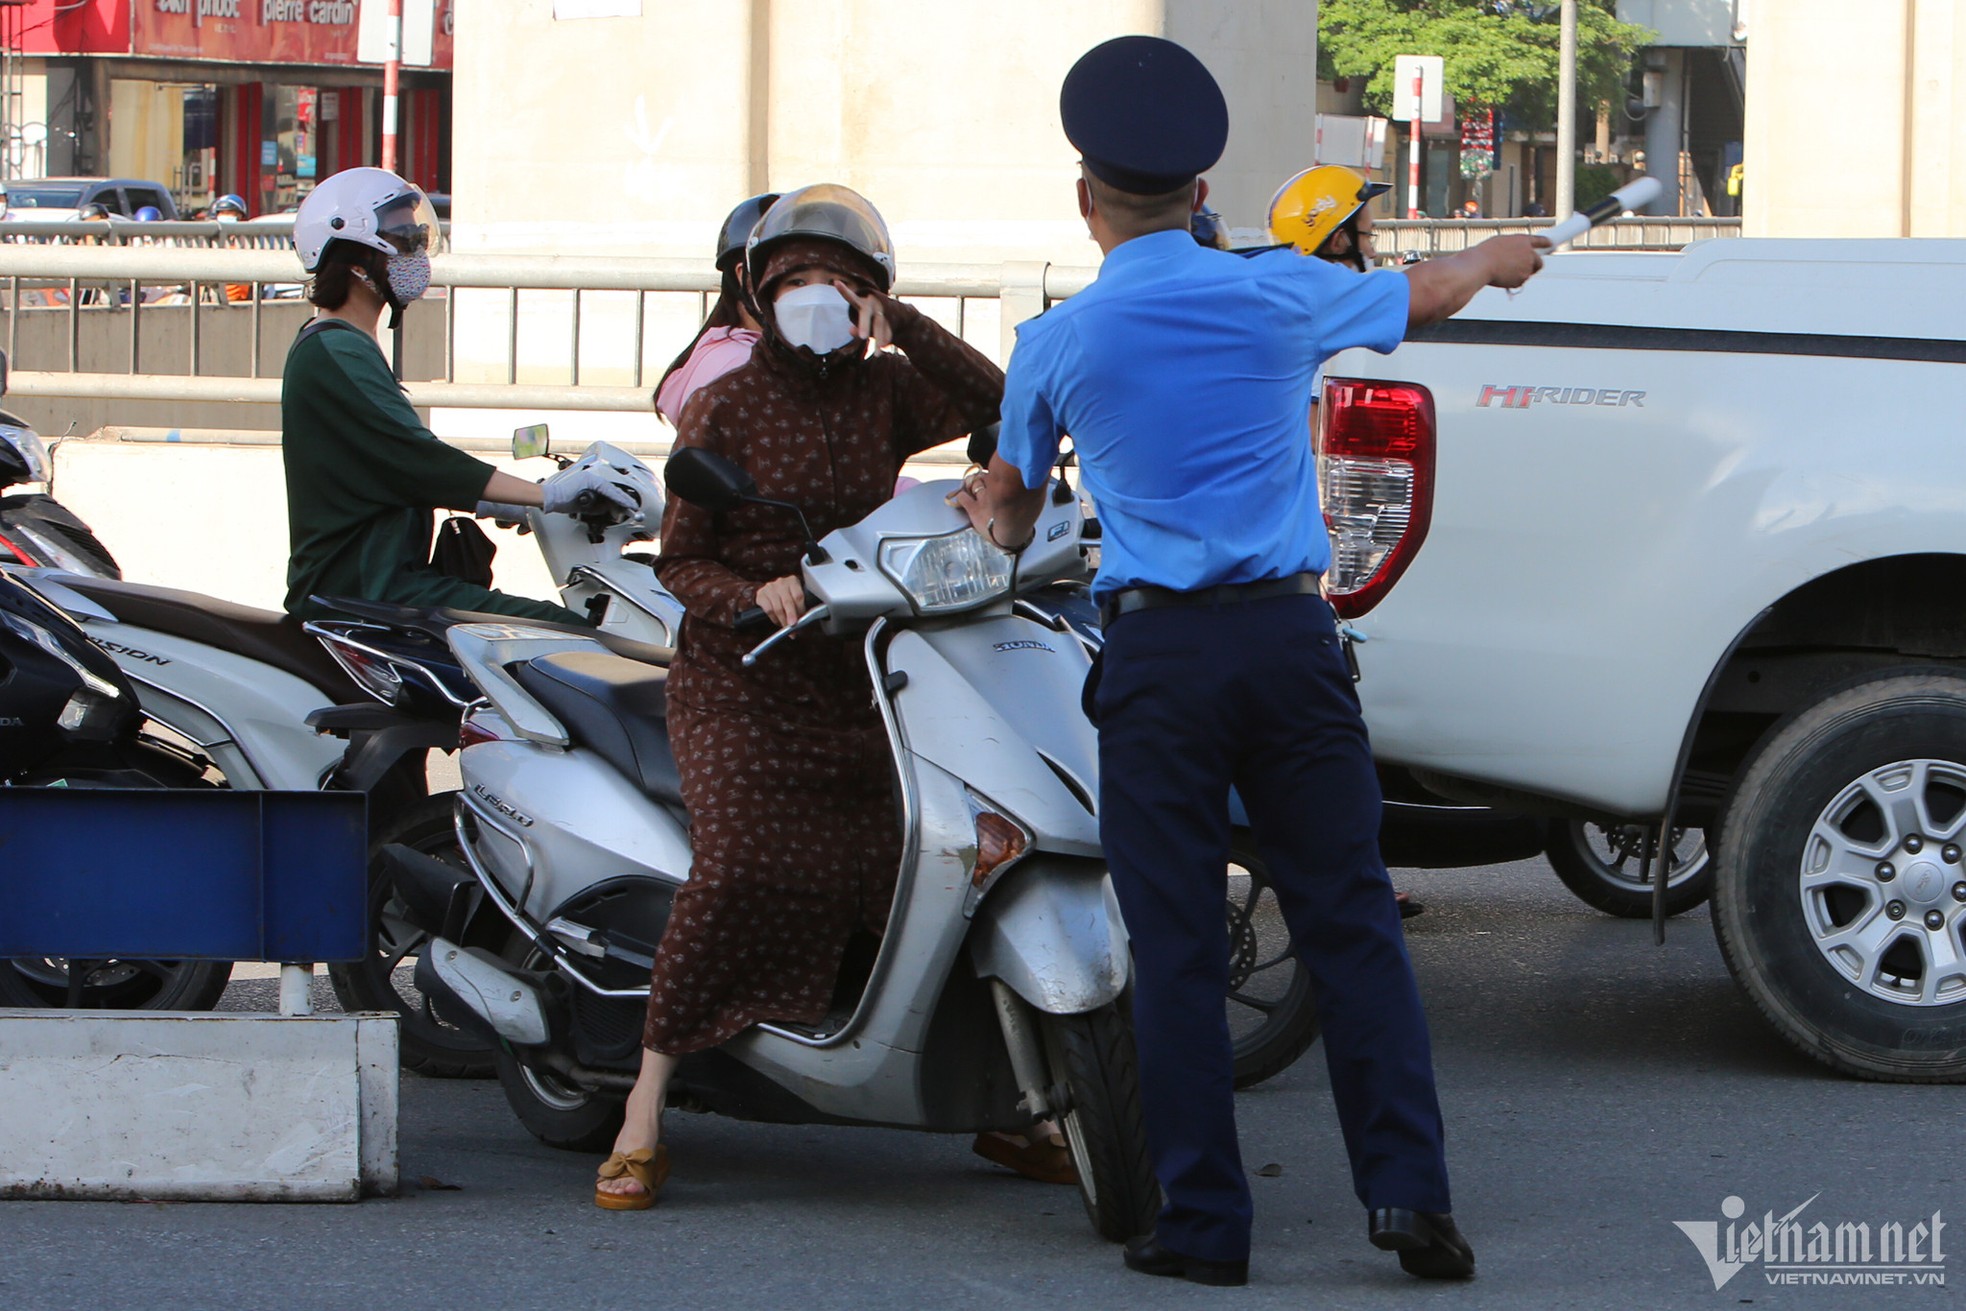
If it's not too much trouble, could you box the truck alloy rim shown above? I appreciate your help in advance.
[1800,758,1966,1007]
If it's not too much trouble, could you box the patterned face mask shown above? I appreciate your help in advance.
[384,250,431,305]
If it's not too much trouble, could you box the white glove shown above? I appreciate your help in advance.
[474,500,529,522]
[543,469,641,517]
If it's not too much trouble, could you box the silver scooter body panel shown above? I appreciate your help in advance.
[456,737,691,920]
[882,616,1101,857]
[966,858,1130,1014]
[9,571,345,790]
[446,480,1129,1129]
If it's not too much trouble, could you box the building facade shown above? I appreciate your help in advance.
[449,0,1318,261]
[2,0,453,216]
[1741,0,1966,238]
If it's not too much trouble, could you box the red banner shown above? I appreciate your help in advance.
[13,0,452,70]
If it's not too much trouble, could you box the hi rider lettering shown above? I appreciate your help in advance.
[1477,384,1646,409]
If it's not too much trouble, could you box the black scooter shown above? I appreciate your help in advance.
[0,351,120,577]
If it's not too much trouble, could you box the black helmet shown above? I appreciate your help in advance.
[716,193,778,272]
[744,183,896,294]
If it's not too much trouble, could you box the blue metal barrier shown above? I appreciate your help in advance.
[0,789,367,963]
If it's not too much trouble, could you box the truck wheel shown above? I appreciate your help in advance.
[1712,670,1966,1081]
[1040,1006,1161,1242]
[327,793,498,1079]
[1226,837,1320,1088]
[1545,819,1713,918]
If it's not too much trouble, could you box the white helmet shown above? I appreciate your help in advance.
[294,167,442,273]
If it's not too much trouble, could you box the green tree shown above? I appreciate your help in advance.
[1318,0,1654,127]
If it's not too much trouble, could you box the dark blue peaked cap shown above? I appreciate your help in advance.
[1061,35,1228,195]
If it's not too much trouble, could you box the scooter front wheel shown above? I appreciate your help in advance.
[1039,1004,1161,1242]
[327,793,500,1079]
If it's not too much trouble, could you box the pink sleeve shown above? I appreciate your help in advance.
[655,329,759,423]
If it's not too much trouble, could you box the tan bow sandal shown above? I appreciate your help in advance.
[593,1144,670,1211]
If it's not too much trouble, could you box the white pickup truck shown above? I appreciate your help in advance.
[1320,238,1966,1082]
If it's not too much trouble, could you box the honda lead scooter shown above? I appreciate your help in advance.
[397,449,1159,1240]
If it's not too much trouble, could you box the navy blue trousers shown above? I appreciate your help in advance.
[1091,592,1452,1263]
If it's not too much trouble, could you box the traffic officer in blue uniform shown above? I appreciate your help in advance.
[953,35,1548,1288]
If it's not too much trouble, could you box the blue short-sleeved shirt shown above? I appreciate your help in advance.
[998,229,1410,598]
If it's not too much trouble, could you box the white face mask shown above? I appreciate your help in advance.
[773,283,857,355]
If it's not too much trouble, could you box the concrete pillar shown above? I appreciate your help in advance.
[1642,48,1684,215]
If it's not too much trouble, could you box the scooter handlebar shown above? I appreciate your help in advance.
[734,605,771,634]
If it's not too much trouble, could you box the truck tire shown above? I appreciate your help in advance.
[1712,670,1966,1082]
[1545,819,1713,919]
[1226,837,1321,1088]
[327,793,498,1079]
[1040,1006,1161,1242]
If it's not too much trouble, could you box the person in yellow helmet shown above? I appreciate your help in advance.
[1267,164,1393,272]
[1272,164,1424,922]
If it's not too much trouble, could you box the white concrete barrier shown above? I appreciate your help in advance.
[0,1010,398,1202]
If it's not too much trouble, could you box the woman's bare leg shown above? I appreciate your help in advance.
[597,1046,677,1199]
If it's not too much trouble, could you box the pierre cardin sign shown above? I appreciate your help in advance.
[133,0,453,67]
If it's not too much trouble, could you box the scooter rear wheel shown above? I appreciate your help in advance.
[490,931,626,1151]
[1226,836,1321,1089]
[493,1043,626,1153]
[1040,1004,1161,1242]
[327,793,500,1079]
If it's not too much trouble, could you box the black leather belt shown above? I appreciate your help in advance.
[1099,572,1323,628]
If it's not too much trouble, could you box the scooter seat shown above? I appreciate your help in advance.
[60,576,361,702]
[311,595,675,667]
[513,649,683,805]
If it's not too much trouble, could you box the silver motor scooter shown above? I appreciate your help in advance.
[402,448,1158,1240]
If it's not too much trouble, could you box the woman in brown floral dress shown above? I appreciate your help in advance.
[594,185,1006,1209]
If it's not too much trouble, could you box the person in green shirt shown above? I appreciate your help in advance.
[282,167,637,623]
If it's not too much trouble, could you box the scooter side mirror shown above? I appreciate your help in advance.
[0,349,10,398]
[511,423,550,460]
[665,446,829,563]
[664,446,759,513]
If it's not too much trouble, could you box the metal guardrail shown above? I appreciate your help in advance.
[2,216,327,249]
[0,217,1732,417]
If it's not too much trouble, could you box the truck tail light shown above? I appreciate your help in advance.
[1316,377,1435,618]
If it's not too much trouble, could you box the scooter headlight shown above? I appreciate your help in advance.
[877,527,1013,615]
[0,424,51,483]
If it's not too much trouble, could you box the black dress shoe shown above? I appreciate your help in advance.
[1368,1208,1475,1279]
[1122,1235,1249,1287]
